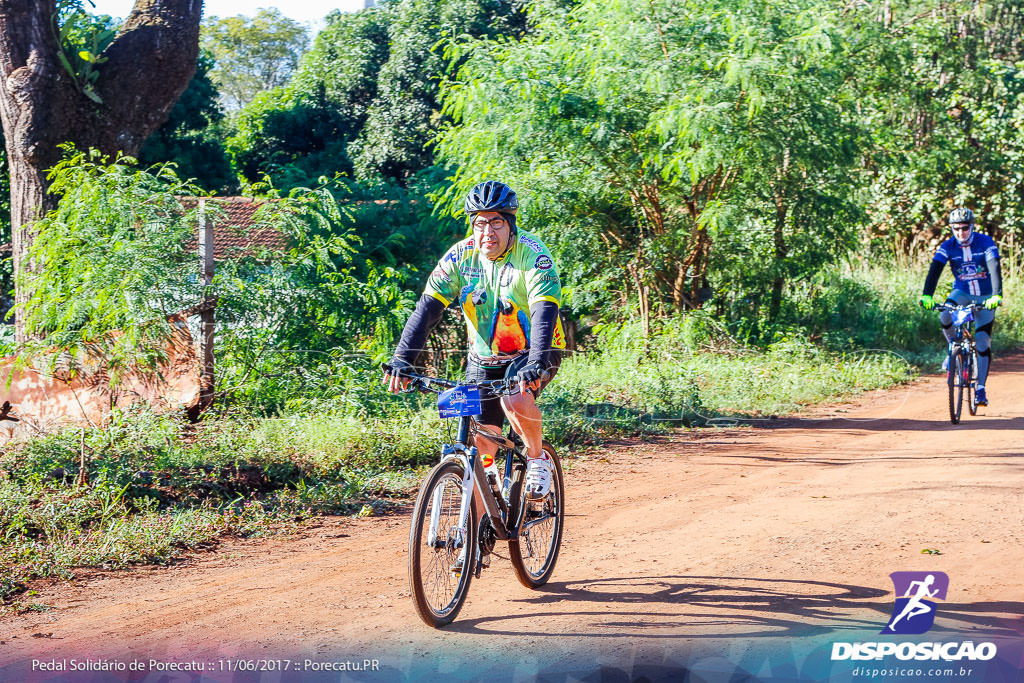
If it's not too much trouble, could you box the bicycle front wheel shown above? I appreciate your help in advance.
[408,459,476,627]
[508,442,565,589]
[948,351,964,424]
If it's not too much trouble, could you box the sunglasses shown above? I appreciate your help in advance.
[951,224,972,232]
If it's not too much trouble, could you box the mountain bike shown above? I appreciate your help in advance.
[935,303,984,424]
[384,365,565,628]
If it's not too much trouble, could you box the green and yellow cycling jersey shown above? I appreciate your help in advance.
[424,229,566,362]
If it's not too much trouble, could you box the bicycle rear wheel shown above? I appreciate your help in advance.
[948,351,964,424]
[508,441,564,589]
[408,459,476,627]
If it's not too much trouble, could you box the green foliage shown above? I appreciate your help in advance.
[16,147,200,379]
[138,51,235,193]
[350,0,528,182]
[849,1,1024,249]
[53,5,117,104]
[435,0,862,328]
[210,181,414,411]
[228,0,527,189]
[226,8,391,189]
[14,150,410,398]
[200,9,310,111]
[227,86,357,189]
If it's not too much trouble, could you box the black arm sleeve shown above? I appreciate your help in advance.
[988,256,1002,297]
[527,300,560,367]
[393,295,446,368]
[922,260,945,297]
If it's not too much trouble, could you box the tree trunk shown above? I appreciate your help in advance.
[0,0,203,341]
[769,197,788,321]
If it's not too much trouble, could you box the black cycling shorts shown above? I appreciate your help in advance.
[465,351,562,429]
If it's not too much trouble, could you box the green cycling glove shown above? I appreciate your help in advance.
[918,294,935,310]
[984,294,1003,309]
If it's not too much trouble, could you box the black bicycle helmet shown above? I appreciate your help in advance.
[465,180,519,216]
[948,207,975,226]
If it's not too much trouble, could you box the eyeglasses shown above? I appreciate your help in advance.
[951,224,972,232]
[471,218,507,231]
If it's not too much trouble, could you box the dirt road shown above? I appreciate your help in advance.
[2,355,1023,682]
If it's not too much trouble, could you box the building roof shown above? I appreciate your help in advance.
[0,197,294,261]
[180,196,290,260]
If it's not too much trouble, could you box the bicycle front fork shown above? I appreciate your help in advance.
[428,447,477,567]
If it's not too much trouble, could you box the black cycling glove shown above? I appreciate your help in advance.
[384,357,414,377]
[515,360,549,385]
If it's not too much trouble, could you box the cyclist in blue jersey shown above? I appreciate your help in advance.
[918,207,1003,406]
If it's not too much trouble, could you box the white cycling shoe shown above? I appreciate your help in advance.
[524,454,553,501]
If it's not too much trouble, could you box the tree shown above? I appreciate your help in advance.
[227,0,529,189]
[0,0,202,340]
[227,8,390,189]
[201,8,309,112]
[436,0,861,332]
[846,0,1024,251]
[350,0,528,183]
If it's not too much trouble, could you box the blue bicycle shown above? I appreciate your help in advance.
[935,303,984,424]
[385,365,564,627]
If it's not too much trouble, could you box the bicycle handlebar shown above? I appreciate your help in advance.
[381,363,525,397]
[933,303,985,313]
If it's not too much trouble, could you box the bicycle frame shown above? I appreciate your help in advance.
[939,303,982,358]
[432,415,521,549]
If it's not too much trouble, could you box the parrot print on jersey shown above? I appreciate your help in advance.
[490,297,530,354]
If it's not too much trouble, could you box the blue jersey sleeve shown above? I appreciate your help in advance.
[981,235,1000,261]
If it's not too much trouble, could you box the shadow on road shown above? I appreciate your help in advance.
[707,451,1024,467]
[765,416,1024,432]
[447,575,1022,641]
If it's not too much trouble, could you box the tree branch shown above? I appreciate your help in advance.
[91,0,202,154]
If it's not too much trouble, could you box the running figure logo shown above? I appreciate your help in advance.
[881,571,949,635]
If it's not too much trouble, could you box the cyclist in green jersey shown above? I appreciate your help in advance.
[383,180,565,500]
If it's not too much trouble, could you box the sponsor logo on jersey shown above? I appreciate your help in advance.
[534,254,553,271]
[519,234,543,253]
[957,263,986,281]
[430,267,451,283]
[538,273,560,284]
[461,266,484,278]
